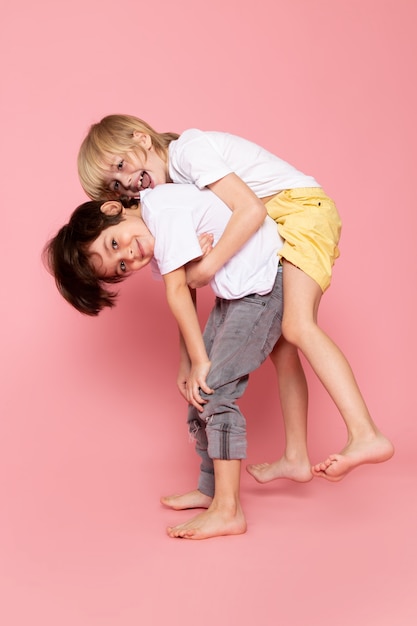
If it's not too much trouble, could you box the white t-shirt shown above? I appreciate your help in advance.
[140,184,282,300]
[168,129,320,196]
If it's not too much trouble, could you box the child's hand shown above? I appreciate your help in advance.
[186,361,213,411]
[177,362,191,402]
[197,232,214,257]
[186,257,214,288]
[185,234,214,289]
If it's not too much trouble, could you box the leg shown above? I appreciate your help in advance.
[161,304,221,511]
[167,273,284,537]
[166,397,248,539]
[247,335,313,483]
[281,261,394,481]
[160,410,213,510]
[167,459,246,539]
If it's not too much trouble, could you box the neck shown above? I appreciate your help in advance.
[124,201,142,218]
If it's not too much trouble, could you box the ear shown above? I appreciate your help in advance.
[100,201,124,217]
[132,130,152,149]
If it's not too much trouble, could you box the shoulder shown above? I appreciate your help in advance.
[175,128,230,150]
[141,184,203,213]
[178,128,206,142]
[173,129,208,153]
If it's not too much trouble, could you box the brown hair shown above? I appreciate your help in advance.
[43,200,128,316]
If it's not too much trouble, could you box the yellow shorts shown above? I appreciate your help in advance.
[265,187,342,292]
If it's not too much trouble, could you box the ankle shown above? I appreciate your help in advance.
[210,496,241,516]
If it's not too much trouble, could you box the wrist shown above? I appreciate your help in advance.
[191,358,211,368]
[200,254,216,281]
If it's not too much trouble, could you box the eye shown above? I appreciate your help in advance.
[117,160,124,170]
[113,181,120,191]
[111,239,118,250]
[120,261,127,273]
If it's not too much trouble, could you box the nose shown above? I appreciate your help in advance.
[114,246,134,273]
[120,246,134,262]
[116,172,132,190]
[114,172,132,191]
[118,231,135,255]
[120,248,133,261]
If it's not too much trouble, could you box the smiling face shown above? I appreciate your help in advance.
[103,132,170,200]
[88,203,155,278]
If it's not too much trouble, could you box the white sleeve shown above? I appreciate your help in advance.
[143,196,203,276]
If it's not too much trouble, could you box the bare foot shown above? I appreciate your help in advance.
[246,456,313,483]
[312,433,394,482]
[167,501,247,540]
[160,489,213,510]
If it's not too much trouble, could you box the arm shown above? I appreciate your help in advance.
[177,328,191,401]
[176,233,213,399]
[186,172,267,288]
[163,266,213,410]
[176,288,195,402]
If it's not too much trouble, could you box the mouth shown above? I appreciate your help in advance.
[137,171,152,191]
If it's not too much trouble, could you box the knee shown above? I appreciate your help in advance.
[281,315,301,345]
[187,413,205,440]
[281,315,315,348]
[270,339,302,373]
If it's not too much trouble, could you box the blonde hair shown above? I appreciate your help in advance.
[77,114,179,200]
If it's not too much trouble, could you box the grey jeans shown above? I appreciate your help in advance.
[187,268,283,497]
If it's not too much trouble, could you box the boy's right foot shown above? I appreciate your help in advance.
[246,456,313,483]
[160,489,213,510]
[167,501,247,540]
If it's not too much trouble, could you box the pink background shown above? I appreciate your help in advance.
[1,1,416,624]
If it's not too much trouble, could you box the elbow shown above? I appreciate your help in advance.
[239,201,267,233]
[252,200,267,227]
[260,203,268,221]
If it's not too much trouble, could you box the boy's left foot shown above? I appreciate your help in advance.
[167,503,247,540]
[160,489,212,510]
[312,432,394,482]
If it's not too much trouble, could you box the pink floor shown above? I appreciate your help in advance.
[2,435,415,626]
